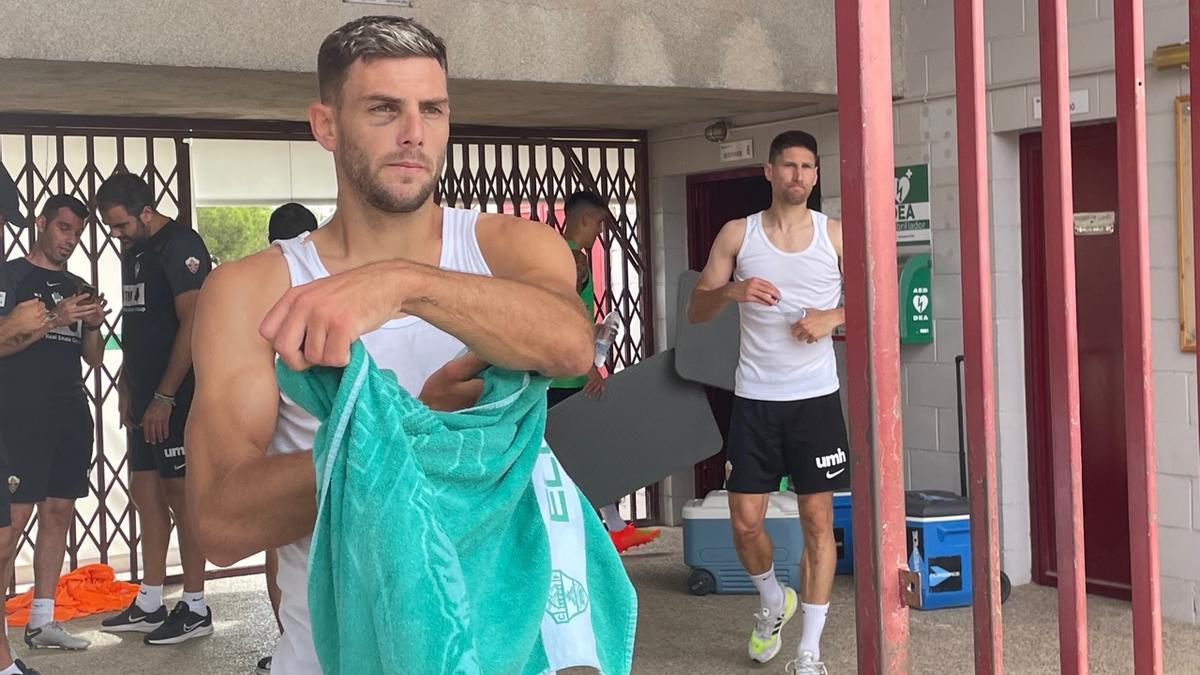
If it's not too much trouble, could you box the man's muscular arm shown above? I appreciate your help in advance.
[261,215,593,377]
[186,252,316,566]
[687,219,781,324]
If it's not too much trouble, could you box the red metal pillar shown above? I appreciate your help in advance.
[1190,0,1200,551]
[1113,1,1165,673]
[1036,1,1090,673]
[834,2,909,673]
[953,1,1003,673]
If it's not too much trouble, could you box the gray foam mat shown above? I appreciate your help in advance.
[544,349,723,507]
[673,270,740,392]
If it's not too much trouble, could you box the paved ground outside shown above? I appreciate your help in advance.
[9,528,1200,674]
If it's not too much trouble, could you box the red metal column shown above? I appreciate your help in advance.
[1113,1,1164,673]
[1036,1,1090,673]
[834,2,909,674]
[953,1,1003,673]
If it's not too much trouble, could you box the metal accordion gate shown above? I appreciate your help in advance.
[0,115,655,588]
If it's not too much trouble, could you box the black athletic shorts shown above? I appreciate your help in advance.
[128,392,192,479]
[726,391,851,495]
[0,398,93,504]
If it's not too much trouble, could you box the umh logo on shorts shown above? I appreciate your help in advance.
[816,447,847,469]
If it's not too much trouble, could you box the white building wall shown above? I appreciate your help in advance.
[648,0,1200,623]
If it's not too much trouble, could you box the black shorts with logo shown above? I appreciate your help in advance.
[726,391,851,495]
[128,389,192,479]
[1,398,93,504]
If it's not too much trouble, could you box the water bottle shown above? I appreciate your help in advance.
[593,310,621,367]
[775,298,807,324]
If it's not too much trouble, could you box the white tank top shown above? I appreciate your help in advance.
[733,210,842,401]
[269,207,492,675]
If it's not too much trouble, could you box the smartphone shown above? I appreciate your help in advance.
[77,282,97,302]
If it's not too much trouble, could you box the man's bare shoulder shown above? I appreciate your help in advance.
[713,217,748,250]
[473,212,571,274]
[475,212,560,244]
[722,217,748,235]
[200,246,291,315]
[825,217,843,252]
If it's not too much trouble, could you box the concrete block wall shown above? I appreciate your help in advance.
[647,0,1200,622]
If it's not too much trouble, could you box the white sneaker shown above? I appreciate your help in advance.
[785,650,828,675]
[23,621,91,650]
[748,587,798,663]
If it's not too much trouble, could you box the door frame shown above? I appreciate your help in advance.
[686,165,767,268]
[685,165,768,495]
[1019,122,1132,599]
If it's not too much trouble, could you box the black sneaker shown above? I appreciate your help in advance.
[100,598,168,633]
[11,659,41,674]
[256,655,272,673]
[144,601,213,645]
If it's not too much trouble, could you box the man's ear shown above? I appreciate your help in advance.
[309,101,338,153]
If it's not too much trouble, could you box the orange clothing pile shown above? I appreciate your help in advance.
[4,564,140,627]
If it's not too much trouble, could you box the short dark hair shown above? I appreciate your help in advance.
[769,130,819,164]
[39,194,88,222]
[564,191,608,219]
[318,16,448,104]
[96,172,155,217]
[268,202,319,243]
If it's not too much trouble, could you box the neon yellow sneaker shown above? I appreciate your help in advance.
[748,586,798,663]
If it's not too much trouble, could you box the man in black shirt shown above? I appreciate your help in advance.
[0,193,104,672]
[95,173,215,645]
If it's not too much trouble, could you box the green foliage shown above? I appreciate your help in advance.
[196,206,272,264]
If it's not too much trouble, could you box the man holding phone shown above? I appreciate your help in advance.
[0,192,106,673]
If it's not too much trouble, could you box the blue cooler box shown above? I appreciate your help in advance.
[683,490,804,595]
[905,490,972,610]
[833,491,853,575]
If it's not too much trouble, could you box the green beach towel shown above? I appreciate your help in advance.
[276,342,637,675]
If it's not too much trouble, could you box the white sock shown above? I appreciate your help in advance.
[749,566,785,613]
[0,661,20,675]
[28,597,55,629]
[799,602,830,660]
[182,590,207,615]
[137,583,163,612]
[601,503,625,533]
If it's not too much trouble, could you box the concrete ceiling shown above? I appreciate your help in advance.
[0,59,834,131]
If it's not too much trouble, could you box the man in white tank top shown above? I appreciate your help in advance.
[182,17,595,675]
[688,131,847,674]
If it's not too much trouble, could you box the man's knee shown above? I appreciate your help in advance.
[37,499,75,530]
[7,505,35,538]
[731,517,766,543]
[798,497,834,541]
[129,472,163,509]
[160,478,188,517]
[729,495,769,541]
[0,526,18,556]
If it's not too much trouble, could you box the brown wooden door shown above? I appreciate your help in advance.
[1020,122,1131,598]
[684,167,775,496]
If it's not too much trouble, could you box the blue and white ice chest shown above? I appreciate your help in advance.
[682,490,804,595]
